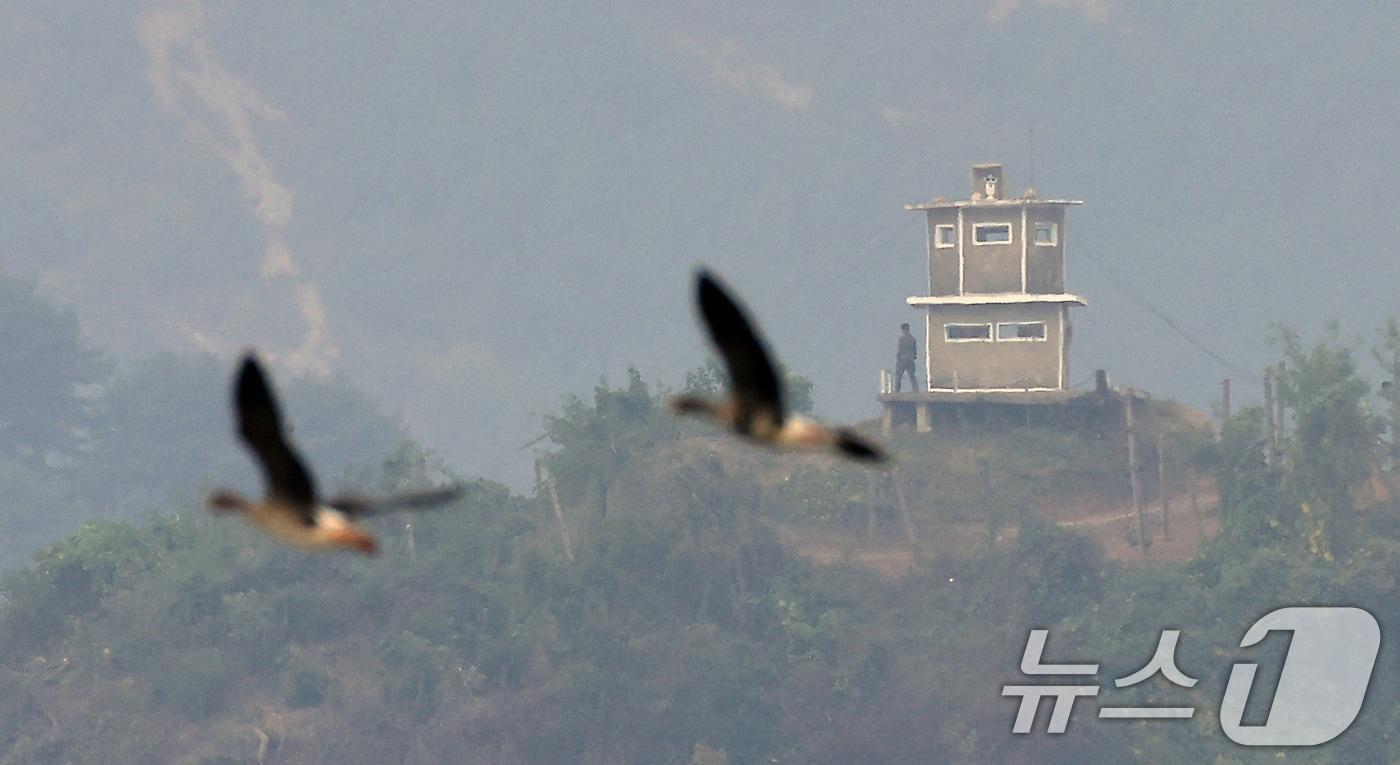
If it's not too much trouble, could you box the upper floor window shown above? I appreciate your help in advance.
[934,224,956,248]
[945,323,993,342]
[996,321,1047,341]
[973,223,1012,245]
[1034,222,1058,246]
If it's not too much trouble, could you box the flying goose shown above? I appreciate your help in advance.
[668,270,887,462]
[207,353,462,554]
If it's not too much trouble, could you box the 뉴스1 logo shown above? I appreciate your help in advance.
[1002,606,1380,746]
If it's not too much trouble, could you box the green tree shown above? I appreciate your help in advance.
[1374,318,1400,461]
[541,368,676,516]
[1275,327,1380,558]
[683,357,815,415]
[0,272,109,461]
[1209,407,1293,549]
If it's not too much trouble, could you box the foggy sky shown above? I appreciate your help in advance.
[3,0,1398,487]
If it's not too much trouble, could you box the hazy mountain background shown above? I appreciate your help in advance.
[4,0,1399,488]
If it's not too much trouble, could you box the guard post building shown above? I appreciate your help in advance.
[879,163,1088,432]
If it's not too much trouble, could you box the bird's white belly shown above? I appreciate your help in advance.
[248,504,348,550]
[774,415,828,448]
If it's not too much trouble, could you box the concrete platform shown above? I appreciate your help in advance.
[877,386,1117,434]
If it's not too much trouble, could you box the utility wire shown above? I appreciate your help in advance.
[848,215,1252,378]
[829,213,921,284]
[866,214,921,264]
[1076,244,1252,376]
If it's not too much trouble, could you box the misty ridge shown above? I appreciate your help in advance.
[8,251,1400,762]
[6,1,1400,763]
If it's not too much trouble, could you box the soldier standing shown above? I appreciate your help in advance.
[895,323,918,391]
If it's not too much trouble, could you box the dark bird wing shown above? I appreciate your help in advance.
[834,429,888,463]
[234,355,318,522]
[327,486,465,518]
[696,271,784,426]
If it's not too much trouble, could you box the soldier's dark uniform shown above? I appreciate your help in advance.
[895,329,918,391]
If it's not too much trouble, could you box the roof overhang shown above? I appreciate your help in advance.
[906,293,1086,307]
[904,199,1083,211]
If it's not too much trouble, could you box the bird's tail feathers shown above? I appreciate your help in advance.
[834,429,887,463]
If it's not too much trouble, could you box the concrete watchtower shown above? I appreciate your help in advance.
[879,163,1087,432]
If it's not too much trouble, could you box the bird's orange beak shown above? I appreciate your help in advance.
[330,529,379,556]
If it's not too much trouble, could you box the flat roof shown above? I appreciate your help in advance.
[905,198,1083,211]
[878,389,1090,405]
[906,293,1086,306]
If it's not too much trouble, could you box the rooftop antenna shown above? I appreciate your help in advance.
[1028,125,1036,191]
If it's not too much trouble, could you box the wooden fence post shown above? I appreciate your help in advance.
[536,460,575,563]
[1189,469,1206,542]
[1124,391,1148,553]
[892,467,921,559]
[1263,368,1278,464]
[865,471,878,546]
[1157,436,1170,539]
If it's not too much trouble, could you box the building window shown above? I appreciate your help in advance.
[973,223,1012,245]
[1034,222,1058,246]
[934,224,956,248]
[996,321,1047,341]
[945,323,993,342]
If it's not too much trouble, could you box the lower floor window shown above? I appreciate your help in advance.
[996,321,1047,341]
[945,323,992,341]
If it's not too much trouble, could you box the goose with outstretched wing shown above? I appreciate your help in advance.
[208,353,462,554]
[668,270,887,462]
